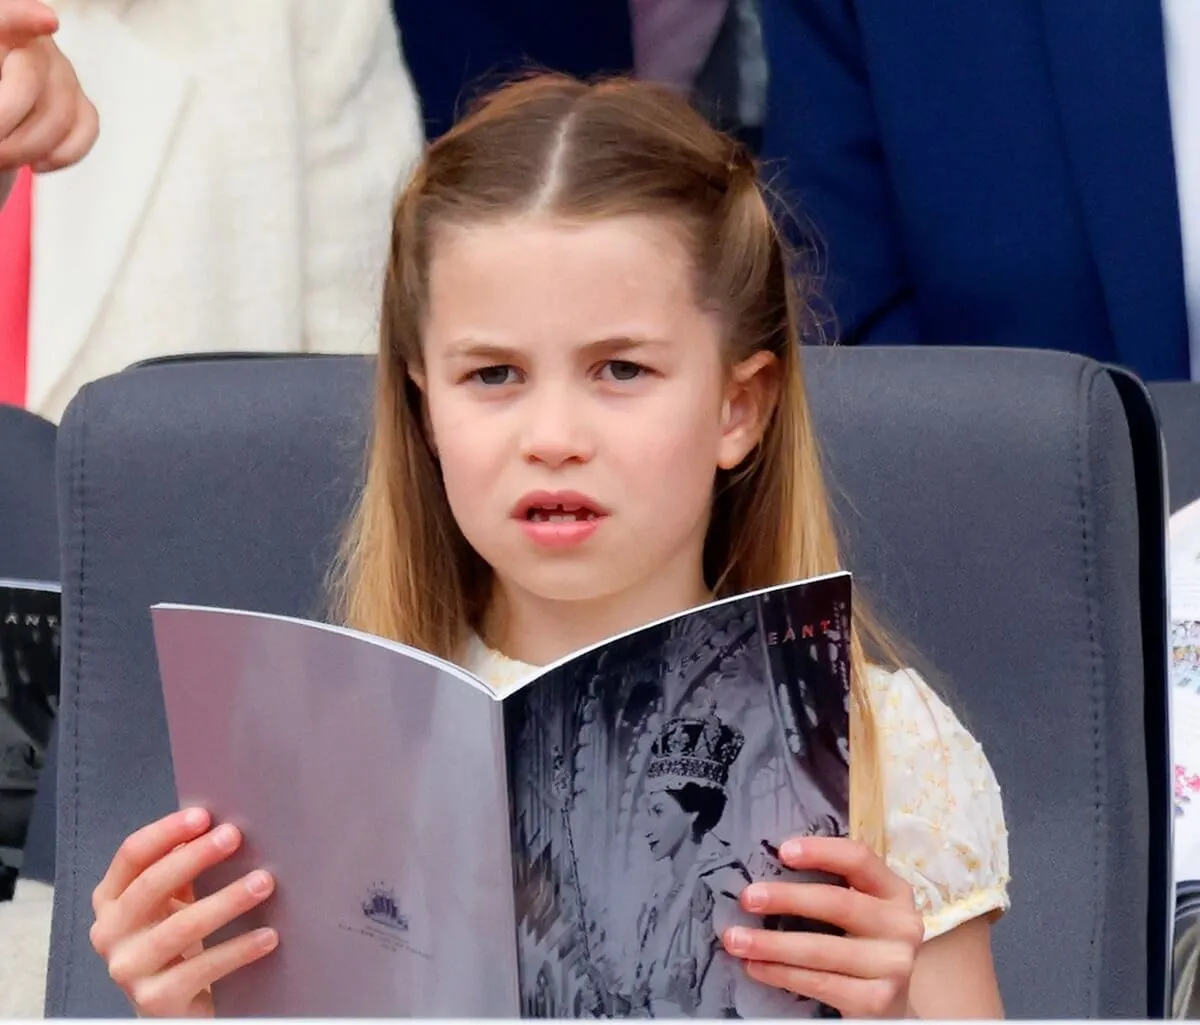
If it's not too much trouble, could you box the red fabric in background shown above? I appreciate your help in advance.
[0,166,32,408]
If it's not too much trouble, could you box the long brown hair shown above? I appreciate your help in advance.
[330,74,890,852]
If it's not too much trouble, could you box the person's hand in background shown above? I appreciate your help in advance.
[0,0,97,173]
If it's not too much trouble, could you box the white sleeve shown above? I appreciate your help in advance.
[870,667,1011,941]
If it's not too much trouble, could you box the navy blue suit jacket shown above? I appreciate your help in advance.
[390,1,633,140]
[760,0,1190,381]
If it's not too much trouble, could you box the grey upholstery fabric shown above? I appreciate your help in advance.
[804,348,1165,1018]
[0,406,58,887]
[47,349,1164,1017]
[1148,382,1200,512]
[0,405,56,581]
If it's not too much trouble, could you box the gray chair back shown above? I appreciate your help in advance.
[0,405,57,580]
[805,349,1169,1018]
[47,350,1168,1017]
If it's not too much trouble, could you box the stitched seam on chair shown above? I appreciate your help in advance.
[60,390,88,1015]
[1076,363,1105,1016]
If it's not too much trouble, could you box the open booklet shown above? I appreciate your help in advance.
[151,572,852,1018]
[0,579,61,900]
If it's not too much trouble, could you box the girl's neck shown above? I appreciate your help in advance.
[484,568,711,667]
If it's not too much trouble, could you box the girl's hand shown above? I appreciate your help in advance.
[89,808,278,1018]
[721,836,924,1019]
[0,0,98,172]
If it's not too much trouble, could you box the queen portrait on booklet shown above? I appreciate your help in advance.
[582,709,754,1017]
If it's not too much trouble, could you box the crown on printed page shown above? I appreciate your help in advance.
[362,881,409,933]
[646,700,744,794]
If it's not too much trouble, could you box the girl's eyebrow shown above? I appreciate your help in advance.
[441,341,523,363]
[441,335,671,362]
[579,336,671,359]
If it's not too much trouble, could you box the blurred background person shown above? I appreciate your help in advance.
[388,0,764,149]
[631,0,766,149]
[758,0,1192,381]
[390,0,632,140]
[1,0,422,423]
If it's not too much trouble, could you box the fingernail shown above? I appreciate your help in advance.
[742,884,767,911]
[245,871,272,897]
[781,839,804,862]
[183,807,208,830]
[725,927,751,955]
[212,824,239,851]
[254,927,278,951]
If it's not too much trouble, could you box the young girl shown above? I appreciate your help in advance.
[86,74,1009,1018]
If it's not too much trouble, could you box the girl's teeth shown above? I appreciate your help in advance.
[530,509,599,522]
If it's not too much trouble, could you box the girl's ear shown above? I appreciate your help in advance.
[716,351,779,471]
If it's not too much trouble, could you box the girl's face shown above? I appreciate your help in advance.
[419,213,773,625]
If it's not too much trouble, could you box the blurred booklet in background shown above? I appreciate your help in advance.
[152,573,852,1018]
[0,579,61,900]
[1169,499,1200,1016]
[1172,499,1200,884]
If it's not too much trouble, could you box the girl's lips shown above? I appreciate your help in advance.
[518,515,604,549]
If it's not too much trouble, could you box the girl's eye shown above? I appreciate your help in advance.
[471,365,519,386]
[601,360,647,382]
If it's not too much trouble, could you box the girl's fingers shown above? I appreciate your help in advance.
[745,961,905,1019]
[92,824,242,953]
[114,824,244,934]
[778,837,913,902]
[124,927,279,1019]
[106,869,275,983]
[740,881,923,944]
[723,925,915,980]
[93,809,211,909]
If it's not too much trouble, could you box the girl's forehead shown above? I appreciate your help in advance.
[423,215,718,351]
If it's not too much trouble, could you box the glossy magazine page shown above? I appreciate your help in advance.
[151,606,519,1017]
[505,573,851,1019]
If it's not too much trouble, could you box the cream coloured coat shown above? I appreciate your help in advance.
[7,0,423,421]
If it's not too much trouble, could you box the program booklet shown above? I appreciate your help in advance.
[0,579,61,900]
[152,572,852,1018]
